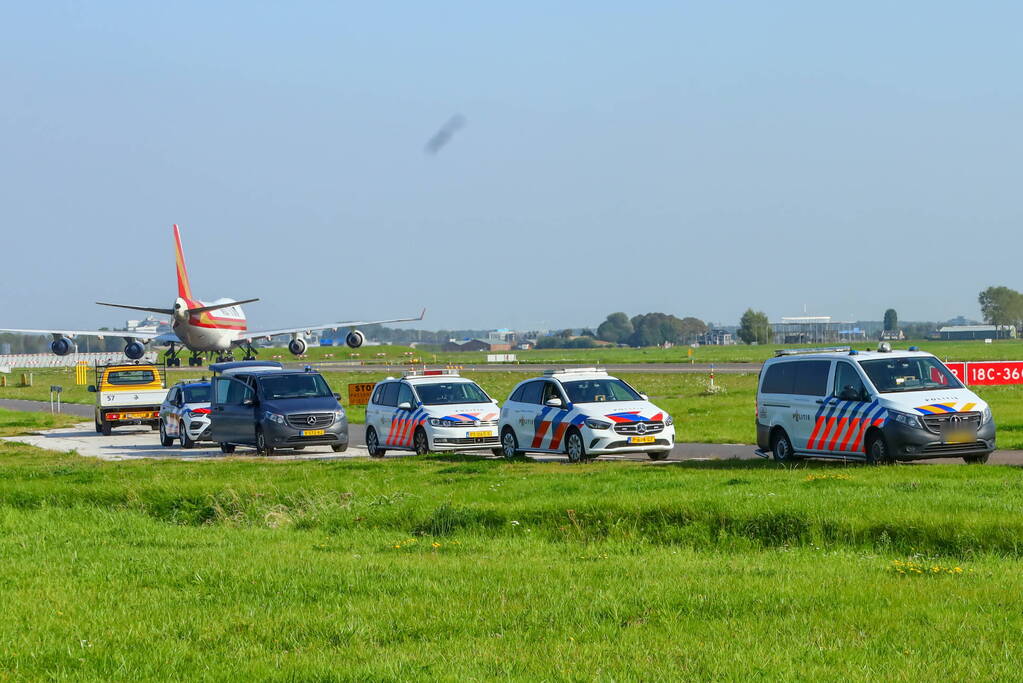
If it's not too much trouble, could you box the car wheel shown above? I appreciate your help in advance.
[331,444,347,453]
[256,428,275,456]
[565,429,585,463]
[366,427,385,458]
[865,432,893,465]
[771,430,796,463]
[101,420,112,436]
[94,416,102,433]
[500,428,521,459]
[219,442,236,454]
[963,453,990,464]
[647,450,671,461]
[159,421,173,447]
[180,428,195,450]
[413,428,430,456]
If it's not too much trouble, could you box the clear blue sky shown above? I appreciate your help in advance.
[1,2,1020,332]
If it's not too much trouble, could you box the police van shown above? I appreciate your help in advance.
[756,344,995,464]
[498,368,675,462]
[364,370,501,456]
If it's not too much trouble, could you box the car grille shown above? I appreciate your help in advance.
[606,438,673,449]
[286,413,335,429]
[443,437,500,445]
[920,440,988,455]
[613,421,664,435]
[920,412,981,435]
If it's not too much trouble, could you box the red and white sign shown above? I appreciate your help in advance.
[944,362,966,383]
[963,361,1023,386]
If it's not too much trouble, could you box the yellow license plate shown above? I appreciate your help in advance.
[301,429,325,436]
[126,413,150,419]
[629,436,656,444]
[468,431,493,438]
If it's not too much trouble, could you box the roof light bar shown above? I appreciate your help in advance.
[775,347,851,357]
[403,368,460,378]
[542,367,605,376]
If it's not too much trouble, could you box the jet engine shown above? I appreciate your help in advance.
[50,337,74,356]
[124,341,146,360]
[345,330,365,349]
[288,338,307,356]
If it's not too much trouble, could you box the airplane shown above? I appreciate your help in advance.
[1,224,425,366]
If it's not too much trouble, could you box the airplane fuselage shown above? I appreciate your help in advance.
[171,297,247,352]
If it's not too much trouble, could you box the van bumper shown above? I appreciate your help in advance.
[262,419,349,449]
[883,420,996,460]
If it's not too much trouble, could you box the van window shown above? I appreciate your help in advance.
[371,384,385,405]
[834,362,866,399]
[396,383,415,407]
[761,363,795,394]
[379,382,399,407]
[792,360,830,396]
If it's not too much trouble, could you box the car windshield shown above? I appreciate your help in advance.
[259,374,333,400]
[561,379,642,403]
[415,382,490,405]
[182,385,211,403]
[859,357,964,393]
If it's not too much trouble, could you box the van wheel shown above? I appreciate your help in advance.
[771,430,796,463]
[101,421,112,436]
[963,453,990,464]
[256,428,275,456]
[413,428,430,456]
[565,429,585,463]
[94,416,102,433]
[219,442,236,454]
[865,433,893,465]
[366,427,385,458]
[159,421,173,447]
[501,428,521,459]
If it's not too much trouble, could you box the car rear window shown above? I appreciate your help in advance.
[106,370,155,385]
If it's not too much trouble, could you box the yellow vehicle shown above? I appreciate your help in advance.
[88,363,169,436]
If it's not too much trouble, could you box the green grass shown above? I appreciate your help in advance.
[2,410,1023,678]
[0,408,82,436]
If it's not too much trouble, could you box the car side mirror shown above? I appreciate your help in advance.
[839,386,861,402]
[545,398,563,408]
[87,385,97,393]
[397,401,413,411]
[242,397,256,407]
[334,392,341,400]
[640,393,648,401]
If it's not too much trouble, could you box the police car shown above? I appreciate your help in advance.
[756,344,996,464]
[498,368,675,461]
[364,370,501,456]
[158,380,212,449]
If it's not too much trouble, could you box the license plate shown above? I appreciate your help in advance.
[941,424,976,444]
[468,431,494,438]
[629,436,656,444]
[126,412,150,419]
[301,429,325,436]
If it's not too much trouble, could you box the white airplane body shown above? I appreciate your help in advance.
[1,225,425,363]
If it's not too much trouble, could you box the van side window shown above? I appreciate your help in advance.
[834,362,866,399]
[213,377,231,404]
[762,363,795,394]
[396,383,415,407]
[379,383,399,407]
[792,360,831,396]
[370,385,384,405]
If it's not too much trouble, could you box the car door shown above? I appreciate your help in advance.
[819,360,875,455]
[511,380,545,447]
[536,381,572,450]
[211,375,257,444]
[789,360,833,453]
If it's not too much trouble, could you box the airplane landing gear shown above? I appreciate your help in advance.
[215,351,235,363]
[165,344,182,367]
[187,353,204,367]
[242,344,258,361]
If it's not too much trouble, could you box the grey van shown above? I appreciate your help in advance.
[209,364,348,455]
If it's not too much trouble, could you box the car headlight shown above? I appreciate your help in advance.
[981,406,993,425]
[334,409,345,420]
[888,410,923,429]
[264,411,286,425]
[429,418,457,428]
[664,415,674,427]
[584,418,612,430]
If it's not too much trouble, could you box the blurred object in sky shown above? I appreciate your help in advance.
[424,114,466,155]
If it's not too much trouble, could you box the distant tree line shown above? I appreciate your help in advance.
[978,286,1023,331]
[594,312,708,347]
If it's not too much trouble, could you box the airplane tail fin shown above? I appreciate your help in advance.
[173,224,193,300]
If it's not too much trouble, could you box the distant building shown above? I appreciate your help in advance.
[443,339,512,352]
[698,329,735,346]
[938,325,1016,340]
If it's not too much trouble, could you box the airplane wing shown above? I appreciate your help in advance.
[232,309,426,344]
[0,327,169,341]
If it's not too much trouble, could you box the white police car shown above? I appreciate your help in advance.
[498,368,675,461]
[756,344,996,464]
[364,370,501,456]
[159,380,212,449]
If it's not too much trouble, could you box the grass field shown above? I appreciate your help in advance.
[5,365,1023,449]
[1,404,1023,679]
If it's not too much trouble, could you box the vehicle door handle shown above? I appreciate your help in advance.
[815,399,824,404]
